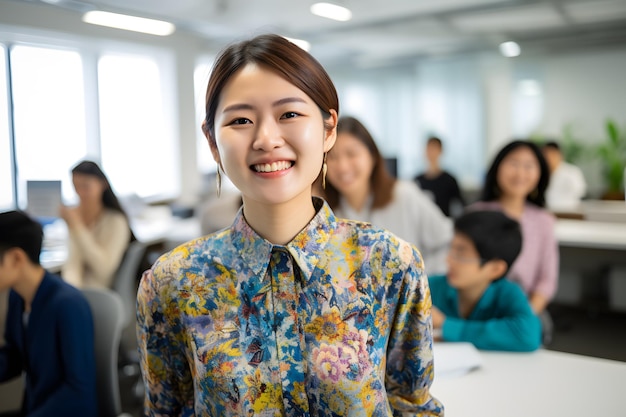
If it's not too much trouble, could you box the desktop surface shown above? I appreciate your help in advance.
[431,348,626,417]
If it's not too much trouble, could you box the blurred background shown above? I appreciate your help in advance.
[1,0,626,209]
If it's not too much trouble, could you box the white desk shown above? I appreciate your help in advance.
[556,219,626,250]
[431,349,626,417]
[39,215,202,272]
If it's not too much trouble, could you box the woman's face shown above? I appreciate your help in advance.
[496,146,541,200]
[210,63,336,206]
[326,132,375,200]
[72,173,106,205]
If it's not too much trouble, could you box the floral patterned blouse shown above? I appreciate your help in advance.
[137,198,443,417]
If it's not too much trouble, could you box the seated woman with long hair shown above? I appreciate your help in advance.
[60,160,133,289]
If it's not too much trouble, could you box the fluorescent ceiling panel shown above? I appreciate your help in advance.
[565,0,626,23]
[450,4,566,32]
[82,11,176,35]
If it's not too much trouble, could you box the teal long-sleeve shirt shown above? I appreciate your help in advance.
[429,275,541,352]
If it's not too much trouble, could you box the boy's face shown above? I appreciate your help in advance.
[0,250,20,291]
[445,233,500,290]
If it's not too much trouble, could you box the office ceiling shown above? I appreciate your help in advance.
[19,0,626,66]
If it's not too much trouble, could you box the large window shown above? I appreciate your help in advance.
[0,45,13,210]
[194,59,216,174]
[11,45,87,207]
[99,53,179,200]
[1,34,182,212]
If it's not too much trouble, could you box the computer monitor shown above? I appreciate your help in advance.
[384,157,398,178]
[26,180,62,222]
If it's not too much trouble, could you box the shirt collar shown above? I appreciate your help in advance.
[230,197,337,282]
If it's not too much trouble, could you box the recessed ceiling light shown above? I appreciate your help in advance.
[499,41,521,57]
[310,2,352,22]
[284,37,311,51]
[82,11,176,36]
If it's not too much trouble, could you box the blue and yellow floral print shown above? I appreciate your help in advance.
[137,198,443,416]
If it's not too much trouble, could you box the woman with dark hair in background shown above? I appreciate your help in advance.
[472,140,558,316]
[60,160,132,288]
[323,116,452,275]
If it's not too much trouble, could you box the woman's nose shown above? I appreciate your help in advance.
[252,117,284,151]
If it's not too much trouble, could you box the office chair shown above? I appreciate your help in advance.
[82,288,134,417]
[112,240,147,333]
[111,240,148,404]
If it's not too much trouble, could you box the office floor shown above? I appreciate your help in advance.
[119,303,626,416]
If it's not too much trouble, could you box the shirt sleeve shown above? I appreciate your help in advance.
[533,214,560,301]
[29,294,98,417]
[441,284,542,352]
[64,213,131,288]
[408,184,453,275]
[137,267,194,416]
[571,165,587,200]
[385,246,444,416]
[61,237,83,288]
[450,175,465,206]
[0,297,22,382]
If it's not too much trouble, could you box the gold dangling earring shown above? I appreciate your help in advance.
[216,166,222,198]
[322,153,328,190]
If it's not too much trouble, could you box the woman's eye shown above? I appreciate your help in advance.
[281,112,299,119]
[229,118,251,125]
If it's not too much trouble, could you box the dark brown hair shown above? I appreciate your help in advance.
[0,210,43,265]
[427,136,443,149]
[324,116,396,209]
[72,160,125,214]
[202,34,339,149]
[480,140,550,207]
[71,160,136,242]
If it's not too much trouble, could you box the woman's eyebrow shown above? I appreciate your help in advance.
[272,97,306,107]
[222,97,306,114]
[222,103,253,113]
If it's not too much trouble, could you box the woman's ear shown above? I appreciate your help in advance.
[202,120,221,166]
[323,109,338,153]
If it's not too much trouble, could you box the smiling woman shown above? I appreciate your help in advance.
[136,33,443,416]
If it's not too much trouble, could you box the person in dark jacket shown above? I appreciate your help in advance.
[0,210,97,417]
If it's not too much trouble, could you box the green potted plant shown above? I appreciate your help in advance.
[596,119,626,200]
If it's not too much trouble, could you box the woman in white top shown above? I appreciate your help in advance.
[323,116,452,275]
[60,160,132,288]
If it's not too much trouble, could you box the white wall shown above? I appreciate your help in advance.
[539,48,626,140]
[509,48,626,195]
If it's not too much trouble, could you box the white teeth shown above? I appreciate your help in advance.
[254,161,292,173]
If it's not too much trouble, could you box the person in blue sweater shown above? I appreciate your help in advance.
[429,210,542,352]
[0,210,97,417]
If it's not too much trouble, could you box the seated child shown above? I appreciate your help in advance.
[429,210,541,351]
[0,210,97,416]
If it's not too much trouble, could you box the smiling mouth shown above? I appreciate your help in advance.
[252,161,294,173]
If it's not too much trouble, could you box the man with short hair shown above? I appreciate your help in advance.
[0,210,97,417]
[542,141,587,211]
[414,136,465,217]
